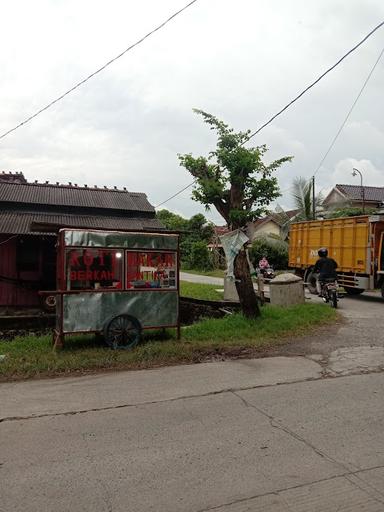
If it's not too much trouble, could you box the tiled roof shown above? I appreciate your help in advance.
[213,226,230,236]
[0,171,27,183]
[0,211,164,235]
[0,181,154,212]
[336,184,384,202]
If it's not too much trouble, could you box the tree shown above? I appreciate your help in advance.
[179,109,292,318]
[291,176,323,221]
[156,209,189,231]
[156,209,214,270]
[273,176,324,239]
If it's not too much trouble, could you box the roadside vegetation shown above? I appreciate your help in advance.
[249,234,288,270]
[180,281,223,301]
[0,303,337,381]
[156,209,216,271]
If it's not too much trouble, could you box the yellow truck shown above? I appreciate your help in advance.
[289,215,384,297]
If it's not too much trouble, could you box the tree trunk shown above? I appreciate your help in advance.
[234,248,260,318]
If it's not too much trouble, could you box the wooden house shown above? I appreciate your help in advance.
[0,172,163,310]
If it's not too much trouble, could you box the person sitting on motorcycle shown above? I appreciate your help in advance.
[259,256,270,271]
[314,248,338,296]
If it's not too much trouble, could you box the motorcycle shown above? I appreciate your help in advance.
[258,267,275,280]
[320,279,339,308]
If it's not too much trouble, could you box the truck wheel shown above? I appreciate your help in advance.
[103,314,141,350]
[304,269,317,295]
[344,287,364,295]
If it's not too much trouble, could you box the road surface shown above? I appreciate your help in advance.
[1,287,384,511]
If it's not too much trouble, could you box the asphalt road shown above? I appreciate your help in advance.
[1,289,384,511]
[279,290,384,361]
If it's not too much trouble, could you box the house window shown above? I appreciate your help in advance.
[66,248,123,290]
[17,237,40,272]
[126,251,177,289]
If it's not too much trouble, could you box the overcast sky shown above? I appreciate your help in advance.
[1,0,383,224]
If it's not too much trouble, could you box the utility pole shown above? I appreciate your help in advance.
[312,176,316,220]
[352,168,365,213]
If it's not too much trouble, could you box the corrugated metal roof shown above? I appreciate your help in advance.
[336,184,384,202]
[0,181,155,212]
[0,211,164,235]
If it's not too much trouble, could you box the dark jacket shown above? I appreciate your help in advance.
[314,256,338,280]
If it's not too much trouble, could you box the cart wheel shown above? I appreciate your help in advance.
[103,314,141,350]
[40,294,56,311]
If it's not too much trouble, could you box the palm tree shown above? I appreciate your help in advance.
[274,177,323,239]
[291,177,323,221]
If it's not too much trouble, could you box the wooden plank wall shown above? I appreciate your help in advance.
[0,235,40,307]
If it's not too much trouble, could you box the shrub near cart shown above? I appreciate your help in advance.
[48,229,180,349]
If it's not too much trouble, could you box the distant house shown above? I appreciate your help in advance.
[247,215,283,240]
[0,172,163,309]
[323,184,384,210]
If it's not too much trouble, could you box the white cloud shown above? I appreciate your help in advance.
[331,158,384,187]
[1,0,384,223]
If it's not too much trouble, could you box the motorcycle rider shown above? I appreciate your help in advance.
[314,248,338,296]
[258,256,270,271]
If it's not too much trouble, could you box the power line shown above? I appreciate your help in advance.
[245,20,384,143]
[0,0,199,141]
[155,21,384,209]
[313,45,384,177]
[155,179,196,208]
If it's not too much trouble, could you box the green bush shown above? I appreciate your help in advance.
[249,235,288,270]
[326,207,378,218]
[187,241,214,271]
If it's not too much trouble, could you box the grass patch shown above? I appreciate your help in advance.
[181,268,226,278]
[0,303,337,381]
[180,281,223,301]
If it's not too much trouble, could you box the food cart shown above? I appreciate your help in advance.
[53,228,179,349]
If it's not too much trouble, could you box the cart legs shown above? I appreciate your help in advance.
[52,330,64,349]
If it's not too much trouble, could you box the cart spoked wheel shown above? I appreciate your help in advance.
[104,314,142,350]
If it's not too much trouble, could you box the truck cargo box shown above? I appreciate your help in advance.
[289,214,384,295]
[289,216,370,274]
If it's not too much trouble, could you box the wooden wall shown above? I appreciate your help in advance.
[0,235,56,308]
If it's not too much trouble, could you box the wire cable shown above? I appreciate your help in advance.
[245,20,384,143]
[0,235,18,246]
[155,21,384,209]
[0,0,199,141]
[155,179,196,208]
[313,45,384,177]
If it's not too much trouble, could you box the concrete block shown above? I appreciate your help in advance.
[224,276,239,301]
[269,273,305,307]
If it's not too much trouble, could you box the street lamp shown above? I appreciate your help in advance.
[352,167,365,213]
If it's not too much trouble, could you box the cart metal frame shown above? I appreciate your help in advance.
[51,228,180,348]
